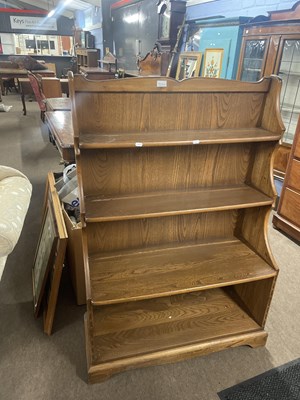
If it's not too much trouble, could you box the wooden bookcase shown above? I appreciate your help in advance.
[68,73,284,383]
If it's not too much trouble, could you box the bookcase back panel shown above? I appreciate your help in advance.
[75,92,265,133]
[80,144,252,196]
[86,210,238,254]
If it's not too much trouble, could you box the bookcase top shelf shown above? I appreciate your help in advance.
[84,184,273,222]
[70,73,275,93]
[79,128,281,149]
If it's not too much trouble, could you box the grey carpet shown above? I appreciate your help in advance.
[218,358,300,400]
[0,94,300,400]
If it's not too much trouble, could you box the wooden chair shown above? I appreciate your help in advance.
[27,72,47,122]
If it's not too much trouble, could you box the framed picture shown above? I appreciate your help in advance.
[32,178,57,318]
[176,51,202,80]
[32,173,67,335]
[202,48,224,78]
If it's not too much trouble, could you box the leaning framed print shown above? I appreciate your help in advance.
[32,178,57,318]
[32,172,67,335]
[202,48,224,78]
[176,51,202,80]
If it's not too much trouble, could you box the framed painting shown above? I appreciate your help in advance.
[176,51,202,80]
[32,172,67,335]
[32,178,57,318]
[202,48,224,78]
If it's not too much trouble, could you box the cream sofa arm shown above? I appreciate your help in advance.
[0,167,32,280]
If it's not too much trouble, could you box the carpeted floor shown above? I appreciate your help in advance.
[218,358,300,400]
[0,93,300,400]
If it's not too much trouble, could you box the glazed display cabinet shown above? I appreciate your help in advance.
[237,2,300,176]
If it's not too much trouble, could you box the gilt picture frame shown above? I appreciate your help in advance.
[176,51,202,80]
[202,48,224,78]
[32,173,67,335]
[32,178,57,319]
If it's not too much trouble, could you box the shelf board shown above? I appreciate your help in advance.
[85,185,273,222]
[87,288,262,368]
[79,128,281,149]
[89,238,276,305]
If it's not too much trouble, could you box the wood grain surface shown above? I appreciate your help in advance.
[89,239,276,305]
[68,73,283,383]
[84,185,272,222]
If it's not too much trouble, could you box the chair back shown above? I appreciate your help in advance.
[27,72,46,112]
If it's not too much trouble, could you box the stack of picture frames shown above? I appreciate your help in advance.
[32,172,67,335]
[175,48,224,80]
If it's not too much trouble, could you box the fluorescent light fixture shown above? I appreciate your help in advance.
[187,0,216,5]
[48,9,55,17]
[123,12,146,24]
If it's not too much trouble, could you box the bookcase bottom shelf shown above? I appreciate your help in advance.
[85,288,268,383]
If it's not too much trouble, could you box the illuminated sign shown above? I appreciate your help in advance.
[10,16,57,31]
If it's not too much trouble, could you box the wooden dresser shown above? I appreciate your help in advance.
[273,116,300,241]
[68,73,284,383]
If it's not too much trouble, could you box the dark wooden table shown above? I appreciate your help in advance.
[80,66,116,80]
[45,111,74,163]
[46,97,71,111]
[0,68,55,102]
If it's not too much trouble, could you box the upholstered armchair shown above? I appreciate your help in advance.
[0,166,32,280]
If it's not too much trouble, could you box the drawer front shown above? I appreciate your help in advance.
[286,159,300,192]
[280,188,300,227]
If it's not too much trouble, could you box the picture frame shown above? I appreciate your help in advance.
[202,48,224,78]
[175,51,202,80]
[32,172,67,335]
[32,178,57,318]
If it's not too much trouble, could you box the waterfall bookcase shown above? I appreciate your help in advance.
[68,73,284,383]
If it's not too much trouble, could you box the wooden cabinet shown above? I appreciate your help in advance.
[237,2,300,176]
[273,116,300,242]
[76,48,100,69]
[68,73,284,383]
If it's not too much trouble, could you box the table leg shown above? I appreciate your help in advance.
[21,93,26,115]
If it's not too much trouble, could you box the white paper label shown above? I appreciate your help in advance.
[157,80,167,88]
[135,142,143,147]
[193,140,200,144]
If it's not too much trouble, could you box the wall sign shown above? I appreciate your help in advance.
[10,16,57,31]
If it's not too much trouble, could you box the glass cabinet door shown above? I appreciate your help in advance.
[240,40,267,82]
[278,39,300,145]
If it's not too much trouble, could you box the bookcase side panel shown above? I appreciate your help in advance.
[231,277,277,327]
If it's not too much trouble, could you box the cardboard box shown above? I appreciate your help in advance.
[62,209,86,305]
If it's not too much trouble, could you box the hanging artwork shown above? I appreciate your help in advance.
[203,48,224,78]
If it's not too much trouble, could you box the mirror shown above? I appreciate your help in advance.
[176,51,202,80]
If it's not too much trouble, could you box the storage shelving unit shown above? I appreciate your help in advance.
[236,2,300,177]
[76,48,100,69]
[68,73,284,383]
